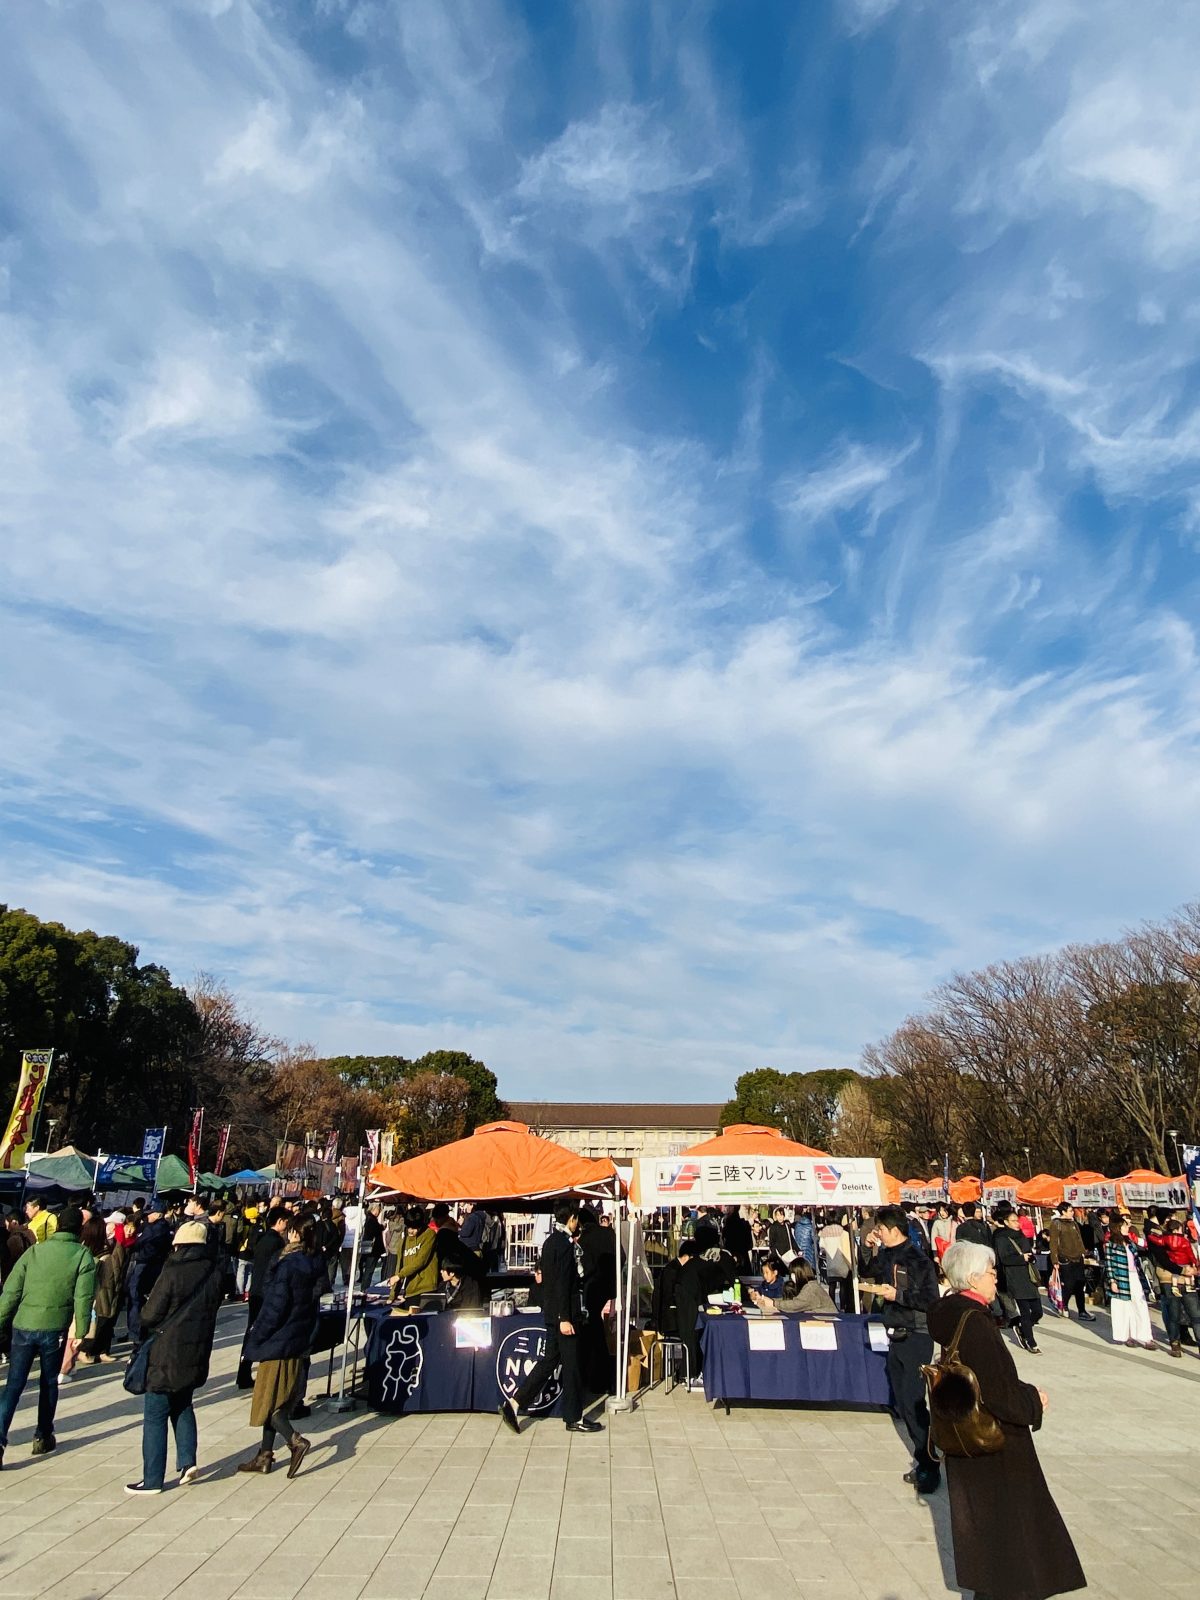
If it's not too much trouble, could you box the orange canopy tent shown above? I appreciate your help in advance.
[984,1174,1022,1194]
[683,1124,830,1158]
[1018,1174,1065,1207]
[1116,1168,1169,1185]
[1064,1170,1107,1185]
[949,1176,981,1204]
[367,1120,619,1204]
[881,1173,902,1205]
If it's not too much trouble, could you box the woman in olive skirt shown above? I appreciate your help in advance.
[238,1218,327,1478]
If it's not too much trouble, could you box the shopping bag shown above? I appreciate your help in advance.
[1048,1266,1064,1314]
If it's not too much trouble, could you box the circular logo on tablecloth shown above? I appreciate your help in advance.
[496,1325,560,1413]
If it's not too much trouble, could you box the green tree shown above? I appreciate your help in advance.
[323,1049,504,1132]
[719,1067,861,1149]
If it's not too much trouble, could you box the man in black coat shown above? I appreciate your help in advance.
[721,1208,754,1275]
[236,1207,288,1389]
[576,1208,617,1394]
[864,1205,942,1495]
[124,1202,172,1345]
[125,1220,224,1495]
[651,1240,730,1388]
[499,1200,601,1435]
[955,1203,991,1248]
[433,1215,485,1283]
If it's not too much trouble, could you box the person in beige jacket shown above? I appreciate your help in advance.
[749,1258,838,1316]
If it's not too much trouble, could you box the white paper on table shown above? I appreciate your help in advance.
[747,1319,786,1351]
[867,1322,890,1353]
[797,1321,839,1352]
[454,1316,493,1350]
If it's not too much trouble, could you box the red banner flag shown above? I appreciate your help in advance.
[187,1108,205,1187]
[214,1123,231,1177]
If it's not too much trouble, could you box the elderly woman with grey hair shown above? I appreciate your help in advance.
[927,1242,1084,1600]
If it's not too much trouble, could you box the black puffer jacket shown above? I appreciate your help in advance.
[244,1247,326,1363]
[139,1245,223,1393]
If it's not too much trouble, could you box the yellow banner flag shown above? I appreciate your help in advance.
[0,1050,54,1171]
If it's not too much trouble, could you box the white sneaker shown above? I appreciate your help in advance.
[687,1379,705,1392]
[179,1466,201,1486]
[125,1482,162,1497]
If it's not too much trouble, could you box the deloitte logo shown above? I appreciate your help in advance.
[496,1326,560,1414]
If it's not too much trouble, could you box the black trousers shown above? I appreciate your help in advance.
[1013,1298,1042,1347]
[1058,1261,1086,1314]
[82,1315,116,1359]
[514,1325,582,1427]
[886,1332,936,1473]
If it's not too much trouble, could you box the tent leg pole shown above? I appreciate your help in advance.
[607,1190,637,1414]
[336,1173,367,1412]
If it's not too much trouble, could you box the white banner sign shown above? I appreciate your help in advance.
[983,1186,1018,1206]
[1063,1182,1118,1207]
[634,1155,884,1209]
[1118,1182,1189,1209]
[900,1186,944,1204]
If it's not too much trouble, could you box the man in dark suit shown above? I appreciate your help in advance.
[864,1205,941,1495]
[123,1200,172,1345]
[499,1200,602,1435]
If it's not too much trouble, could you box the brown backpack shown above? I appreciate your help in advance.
[922,1310,1006,1459]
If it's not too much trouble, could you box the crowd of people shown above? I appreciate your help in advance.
[650,1192,1198,1600]
[0,1184,615,1487]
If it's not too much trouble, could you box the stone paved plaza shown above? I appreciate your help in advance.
[0,1305,1193,1600]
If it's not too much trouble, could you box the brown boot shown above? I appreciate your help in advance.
[286,1435,311,1480]
[237,1449,274,1474]
[1170,1341,1182,1357]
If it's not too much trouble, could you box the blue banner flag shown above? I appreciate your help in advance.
[141,1127,166,1162]
[1184,1145,1200,1234]
[979,1151,986,1191]
[942,1152,950,1199]
[98,1155,157,1187]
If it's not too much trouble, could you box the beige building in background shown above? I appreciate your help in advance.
[507,1102,723,1163]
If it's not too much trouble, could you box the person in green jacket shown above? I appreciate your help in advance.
[0,1204,96,1465]
[387,1208,440,1302]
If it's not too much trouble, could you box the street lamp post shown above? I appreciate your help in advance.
[1023,1146,1031,1178]
[1167,1129,1183,1175]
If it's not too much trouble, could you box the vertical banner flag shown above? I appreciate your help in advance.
[942,1152,951,1201]
[1184,1144,1200,1234]
[365,1129,381,1170]
[187,1108,205,1187]
[380,1130,395,1166]
[214,1123,232,1177]
[141,1127,167,1163]
[0,1050,55,1172]
[979,1151,986,1192]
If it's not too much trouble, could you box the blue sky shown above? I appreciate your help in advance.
[3,0,1200,1100]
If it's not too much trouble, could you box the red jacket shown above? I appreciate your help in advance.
[1148,1231,1197,1274]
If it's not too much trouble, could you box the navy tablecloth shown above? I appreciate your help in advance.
[699,1313,892,1406]
[364,1309,564,1417]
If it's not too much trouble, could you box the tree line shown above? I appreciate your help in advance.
[0,905,504,1171]
[721,903,1200,1180]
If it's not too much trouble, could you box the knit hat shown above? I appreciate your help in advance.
[173,1221,209,1247]
[57,1206,84,1235]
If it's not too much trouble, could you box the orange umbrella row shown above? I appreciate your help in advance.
[898,1167,1184,1209]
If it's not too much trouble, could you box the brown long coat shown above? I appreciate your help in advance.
[927,1293,1085,1600]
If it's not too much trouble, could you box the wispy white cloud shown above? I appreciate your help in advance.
[2,0,1200,1101]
